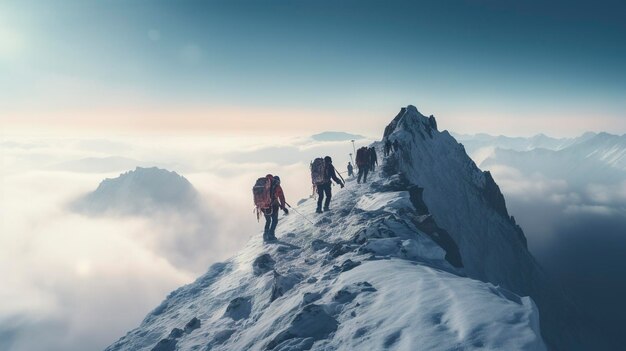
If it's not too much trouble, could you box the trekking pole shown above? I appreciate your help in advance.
[336,170,345,184]
[285,202,315,225]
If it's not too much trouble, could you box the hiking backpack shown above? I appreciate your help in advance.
[356,147,370,167]
[310,158,326,185]
[252,175,273,219]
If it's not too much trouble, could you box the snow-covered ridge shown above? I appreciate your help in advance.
[106,179,544,351]
[105,107,561,351]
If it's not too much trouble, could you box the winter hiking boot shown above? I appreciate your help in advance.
[315,208,323,214]
[323,206,330,212]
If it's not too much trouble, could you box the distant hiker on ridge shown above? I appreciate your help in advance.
[347,162,354,177]
[252,174,288,242]
[356,146,370,184]
[369,147,378,171]
[310,156,344,213]
[384,139,392,156]
[393,139,401,152]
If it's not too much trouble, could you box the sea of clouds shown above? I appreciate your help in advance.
[0,133,371,351]
[469,148,626,346]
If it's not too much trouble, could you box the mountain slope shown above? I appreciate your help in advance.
[105,106,566,351]
[384,106,589,350]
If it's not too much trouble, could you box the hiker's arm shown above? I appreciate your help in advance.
[331,167,342,185]
[277,186,286,209]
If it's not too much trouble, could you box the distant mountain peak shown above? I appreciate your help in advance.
[310,131,365,142]
[72,166,199,216]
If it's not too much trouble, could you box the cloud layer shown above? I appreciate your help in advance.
[0,133,369,350]
[476,148,626,346]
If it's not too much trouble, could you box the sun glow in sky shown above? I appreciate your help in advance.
[1,0,625,137]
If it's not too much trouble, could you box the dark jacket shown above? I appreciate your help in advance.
[369,148,378,165]
[323,163,342,185]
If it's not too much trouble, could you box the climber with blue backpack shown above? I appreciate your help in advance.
[311,156,344,213]
[252,174,288,242]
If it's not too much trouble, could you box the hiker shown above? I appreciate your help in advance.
[384,139,392,156]
[355,146,370,184]
[369,147,378,171]
[314,156,344,213]
[393,139,400,152]
[253,174,288,242]
[347,162,354,177]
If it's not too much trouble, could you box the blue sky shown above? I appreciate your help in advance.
[1,0,625,136]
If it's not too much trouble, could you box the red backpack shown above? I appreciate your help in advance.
[253,175,273,219]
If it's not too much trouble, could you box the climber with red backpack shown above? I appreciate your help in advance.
[252,174,288,242]
[310,156,344,213]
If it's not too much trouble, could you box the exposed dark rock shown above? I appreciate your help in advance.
[412,215,463,268]
[481,171,510,219]
[327,242,354,258]
[302,292,322,305]
[406,182,463,267]
[212,329,236,345]
[481,171,528,248]
[333,281,377,304]
[151,338,177,351]
[407,185,429,215]
[168,328,183,339]
[252,254,275,276]
[310,239,330,251]
[271,271,303,302]
[510,216,528,248]
[183,317,200,334]
[428,115,438,131]
[224,297,252,320]
[267,304,338,350]
[338,259,361,272]
[384,330,402,347]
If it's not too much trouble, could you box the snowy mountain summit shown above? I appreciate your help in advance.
[106,106,580,351]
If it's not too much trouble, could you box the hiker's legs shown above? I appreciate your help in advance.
[263,211,272,241]
[268,207,279,240]
[323,184,332,210]
[316,185,325,211]
[357,168,363,183]
[363,168,369,183]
